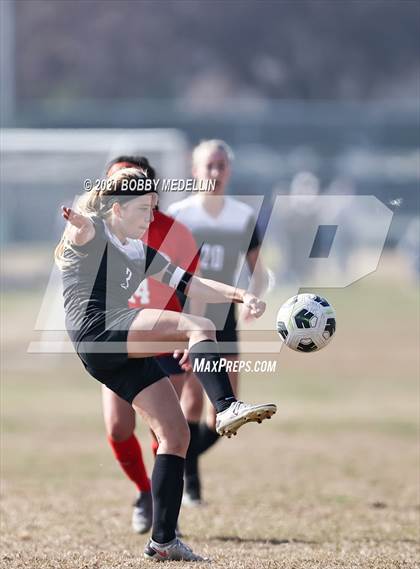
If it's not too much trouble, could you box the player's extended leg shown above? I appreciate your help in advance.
[101,386,153,533]
[132,378,207,562]
[128,309,276,438]
[127,309,235,415]
[203,355,240,444]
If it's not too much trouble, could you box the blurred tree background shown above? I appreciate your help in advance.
[14,0,419,107]
[1,0,419,246]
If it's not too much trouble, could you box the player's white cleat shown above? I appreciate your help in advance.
[144,537,209,562]
[215,400,277,438]
[132,491,153,534]
[182,473,202,507]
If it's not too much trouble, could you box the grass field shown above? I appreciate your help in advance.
[1,252,419,568]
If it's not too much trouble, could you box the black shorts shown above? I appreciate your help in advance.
[157,354,184,376]
[74,307,166,404]
[86,356,167,404]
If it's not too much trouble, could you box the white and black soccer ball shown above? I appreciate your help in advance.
[276,293,336,352]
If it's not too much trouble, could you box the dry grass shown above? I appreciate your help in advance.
[1,253,419,568]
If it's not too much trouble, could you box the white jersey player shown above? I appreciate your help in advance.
[167,140,268,506]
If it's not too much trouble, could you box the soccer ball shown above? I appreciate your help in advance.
[276,294,336,352]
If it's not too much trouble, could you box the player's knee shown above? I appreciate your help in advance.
[182,315,216,343]
[196,316,216,340]
[106,421,134,442]
[161,420,190,456]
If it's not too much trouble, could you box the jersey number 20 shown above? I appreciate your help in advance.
[200,244,224,271]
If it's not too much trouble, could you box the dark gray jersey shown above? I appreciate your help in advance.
[62,216,169,343]
[167,196,260,285]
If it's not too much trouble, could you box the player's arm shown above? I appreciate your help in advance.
[151,263,265,318]
[187,275,266,318]
[61,206,95,246]
[144,243,265,317]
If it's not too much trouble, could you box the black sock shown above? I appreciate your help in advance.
[197,423,220,455]
[189,340,236,413]
[151,454,184,544]
[185,422,200,480]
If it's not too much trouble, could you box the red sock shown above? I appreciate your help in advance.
[107,434,151,493]
[151,437,159,457]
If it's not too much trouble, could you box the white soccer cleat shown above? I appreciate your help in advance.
[215,400,277,438]
[182,473,202,508]
[144,537,209,562]
[132,491,153,534]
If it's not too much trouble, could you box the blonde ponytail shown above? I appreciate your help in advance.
[54,168,150,270]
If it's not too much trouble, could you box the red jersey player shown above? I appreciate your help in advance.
[129,209,199,312]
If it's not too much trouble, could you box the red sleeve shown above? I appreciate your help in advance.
[174,222,200,274]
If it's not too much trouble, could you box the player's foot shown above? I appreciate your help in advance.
[182,473,202,507]
[132,491,153,534]
[215,400,277,438]
[144,537,209,562]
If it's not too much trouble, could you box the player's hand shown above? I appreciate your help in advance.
[62,206,90,229]
[173,348,192,372]
[239,303,256,322]
[242,292,266,318]
[61,206,95,245]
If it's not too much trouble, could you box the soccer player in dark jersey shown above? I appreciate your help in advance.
[55,167,276,562]
[167,140,268,506]
[100,156,199,535]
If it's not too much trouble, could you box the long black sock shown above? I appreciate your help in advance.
[185,422,200,479]
[189,340,236,413]
[151,454,184,544]
[197,423,220,455]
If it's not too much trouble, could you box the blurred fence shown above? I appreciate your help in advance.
[1,104,419,247]
[0,129,189,243]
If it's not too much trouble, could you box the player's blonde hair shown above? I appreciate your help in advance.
[54,168,147,270]
[192,139,234,166]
